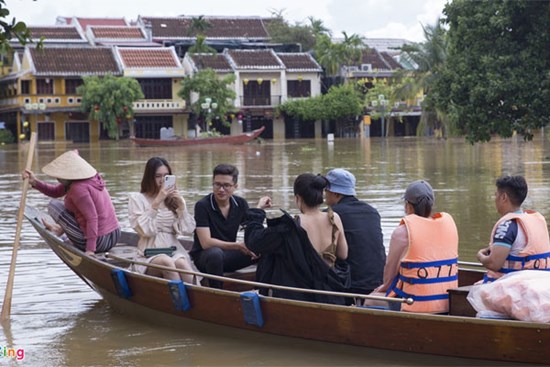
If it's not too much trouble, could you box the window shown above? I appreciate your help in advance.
[243,81,271,106]
[65,79,83,94]
[20,80,30,95]
[36,79,53,95]
[287,80,311,98]
[136,78,172,99]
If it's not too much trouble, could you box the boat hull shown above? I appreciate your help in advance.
[26,210,550,365]
[130,126,265,147]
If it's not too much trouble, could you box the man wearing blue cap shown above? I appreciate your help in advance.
[325,169,385,297]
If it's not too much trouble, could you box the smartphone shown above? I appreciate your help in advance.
[164,175,176,189]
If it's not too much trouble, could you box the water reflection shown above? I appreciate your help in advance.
[1,135,550,366]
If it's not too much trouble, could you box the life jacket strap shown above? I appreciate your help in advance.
[392,287,449,302]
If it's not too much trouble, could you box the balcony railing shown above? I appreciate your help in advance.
[241,95,281,107]
[133,99,185,111]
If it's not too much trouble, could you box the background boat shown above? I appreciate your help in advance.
[130,126,265,147]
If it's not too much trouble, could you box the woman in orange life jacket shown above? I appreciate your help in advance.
[365,180,459,313]
[477,175,550,283]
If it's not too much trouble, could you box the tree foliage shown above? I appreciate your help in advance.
[279,83,363,122]
[264,9,316,52]
[432,0,550,142]
[77,75,144,139]
[187,34,216,54]
[0,0,35,56]
[178,68,236,131]
[313,32,365,77]
[396,20,451,137]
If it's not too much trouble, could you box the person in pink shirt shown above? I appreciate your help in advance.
[22,150,120,255]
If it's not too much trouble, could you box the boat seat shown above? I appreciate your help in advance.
[100,244,137,268]
[219,265,257,292]
[448,285,476,317]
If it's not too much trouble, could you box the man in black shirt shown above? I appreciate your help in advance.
[191,164,256,288]
[325,168,386,295]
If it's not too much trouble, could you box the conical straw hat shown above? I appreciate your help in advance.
[42,150,97,180]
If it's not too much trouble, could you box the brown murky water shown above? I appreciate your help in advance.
[2,135,549,366]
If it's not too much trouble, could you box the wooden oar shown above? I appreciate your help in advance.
[1,132,37,322]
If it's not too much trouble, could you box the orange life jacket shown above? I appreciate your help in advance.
[484,210,550,282]
[386,212,459,313]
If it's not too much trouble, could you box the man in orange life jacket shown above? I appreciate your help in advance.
[366,180,459,313]
[477,175,550,282]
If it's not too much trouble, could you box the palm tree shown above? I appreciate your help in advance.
[187,15,211,37]
[187,34,216,54]
[395,20,450,137]
[307,17,331,37]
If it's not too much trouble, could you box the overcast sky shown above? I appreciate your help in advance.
[7,0,448,42]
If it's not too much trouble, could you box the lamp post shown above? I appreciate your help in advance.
[200,97,218,134]
[371,94,389,138]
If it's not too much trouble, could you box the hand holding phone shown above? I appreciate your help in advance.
[164,175,176,189]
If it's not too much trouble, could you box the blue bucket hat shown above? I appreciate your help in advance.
[326,169,356,196]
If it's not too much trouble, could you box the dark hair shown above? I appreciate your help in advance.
[293,173,328,207]
[141,157,172,195]
[213,163,239,183]
[410,200,432,218]
[496,175,527,206]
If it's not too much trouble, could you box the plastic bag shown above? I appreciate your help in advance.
[467,270,550,323]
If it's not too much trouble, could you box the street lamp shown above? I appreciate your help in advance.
[200,97,218,134]
[371,94,389,138]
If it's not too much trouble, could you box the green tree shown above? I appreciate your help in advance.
[187,34,216,54]
[432,0,550,142]
[0,0,35,56]
[279,83,363,124]
[178,68,236,133]
[396,20,450,137]
[313,32,365,77]
[264,9,316,51]
[78,75,144,140]
[187,15,211,37]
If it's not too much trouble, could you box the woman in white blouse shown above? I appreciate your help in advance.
[128,157,198,284]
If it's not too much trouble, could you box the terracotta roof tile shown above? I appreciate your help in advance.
[29,47,121,76]
[188,54,232,71]
[360,49,392,70]
[141,16,269,40]
[27,26,85,41]
[226,49,283,69]
[277,53,322,72]
[76,17,127,30]
[118,48,180,68]
[91,26,146,40]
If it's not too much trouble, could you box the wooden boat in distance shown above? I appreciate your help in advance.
[130,126,265,147]
[24,206,550,365]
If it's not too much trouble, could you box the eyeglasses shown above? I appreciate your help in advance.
[213,182,234,190]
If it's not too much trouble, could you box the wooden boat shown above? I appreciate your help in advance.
[24,206,550,365]
[130,126,265,147]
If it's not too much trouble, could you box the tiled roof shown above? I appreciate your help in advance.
[76,17,127,30]
[140,16,269,40]
[360,49,393,70]
[26,26,86,41]
[91,26,146,40]
[118,48,180,68]
[188,54,232,72]
[28,47,121,76]
[277,53,322,72]
[380,51,402,69]
[226,49,283,69]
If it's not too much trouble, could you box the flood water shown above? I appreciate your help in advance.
[2,135,549,366]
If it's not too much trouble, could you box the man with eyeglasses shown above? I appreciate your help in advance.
[190,163,257,288]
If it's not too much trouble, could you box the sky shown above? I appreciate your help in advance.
[6,0,448,42]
